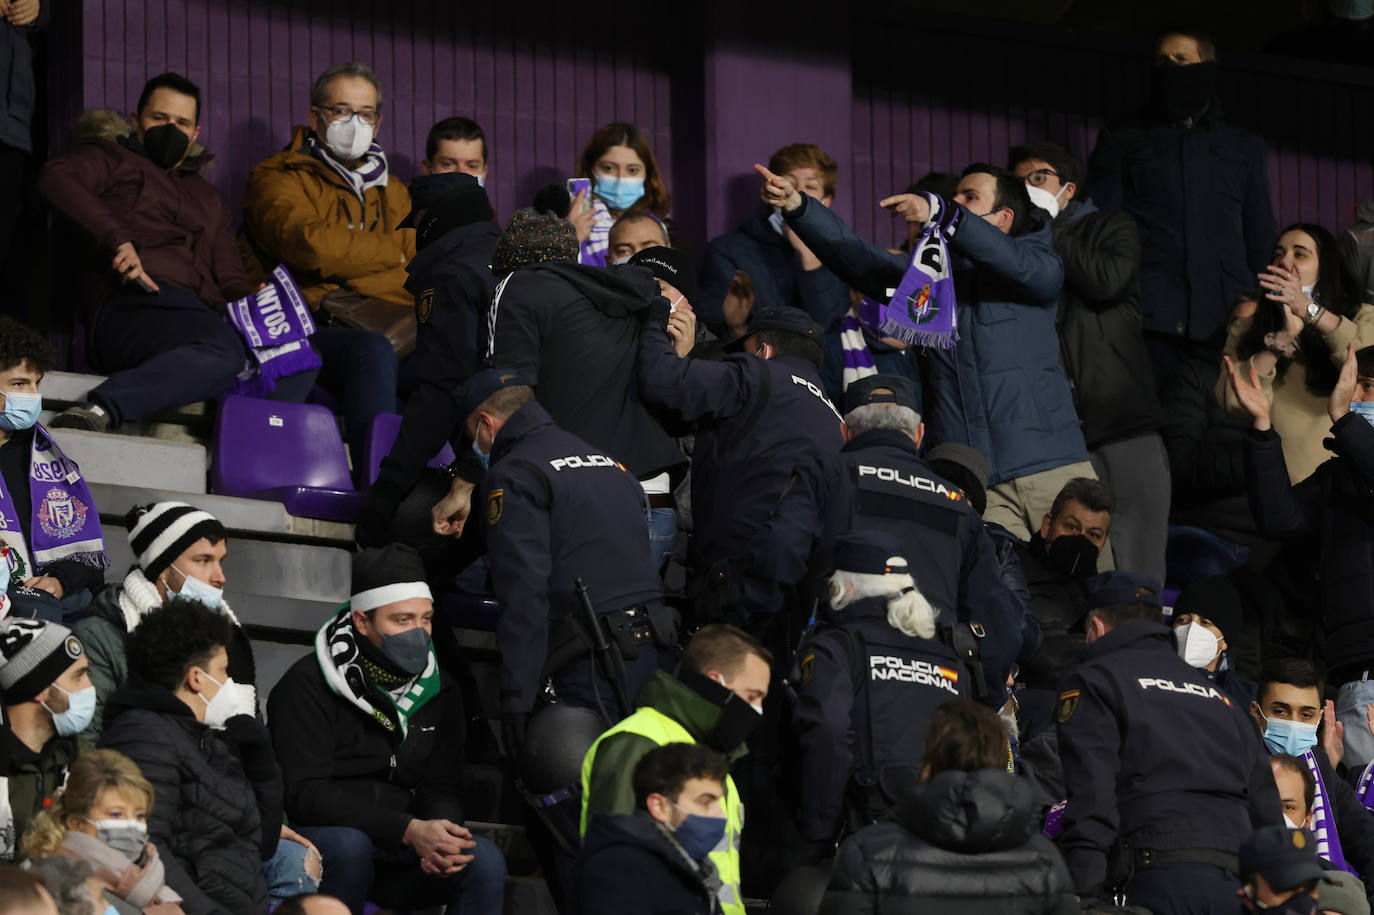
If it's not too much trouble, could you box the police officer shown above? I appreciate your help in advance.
[794,530,969,852]
[458,368,677,754]
[757,372,1025,703]
[636,303,844,628]
[357,172,500,547]
[1056,571,1282,913]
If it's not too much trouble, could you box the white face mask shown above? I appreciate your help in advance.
[323,115,374,162]
[609,255,631,266]
[1175,622,1221,668]
[195,668,239,730]
[1025,184,1061,219]
[1284,813,1310,831]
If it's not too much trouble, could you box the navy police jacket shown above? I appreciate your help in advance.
[636,309,844,572]
[756,429,1026,701]
[1055,620,1281,897]
[479,401,662,716]
[794,596,968,842]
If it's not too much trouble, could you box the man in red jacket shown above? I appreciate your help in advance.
[38,72,257,432]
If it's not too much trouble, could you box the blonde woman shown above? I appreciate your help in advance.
[21,749,183,914]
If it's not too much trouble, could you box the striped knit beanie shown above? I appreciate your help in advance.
[125,502,226,581]
[0,618,83,702]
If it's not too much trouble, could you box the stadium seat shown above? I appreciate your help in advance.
[361,412,457,487]
[210,396,364,522]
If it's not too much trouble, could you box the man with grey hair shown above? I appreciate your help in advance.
[240,60,408,457]
[753,372,1027,704]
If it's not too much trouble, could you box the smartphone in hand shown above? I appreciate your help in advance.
[566,178,592,212]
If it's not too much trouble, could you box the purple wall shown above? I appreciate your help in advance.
[56,1,1374,254]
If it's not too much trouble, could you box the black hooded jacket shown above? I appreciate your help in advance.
[820,769,1078,915]
[487,261,685,480]
[573,812,722,915]
[98,682,278,915]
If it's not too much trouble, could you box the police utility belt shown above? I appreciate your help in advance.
[542,603,678,677]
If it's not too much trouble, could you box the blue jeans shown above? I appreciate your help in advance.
[293,825,506,915]
[646,506,677,572]
[262,837,320,905]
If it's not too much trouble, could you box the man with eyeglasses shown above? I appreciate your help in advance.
[1087,29,1276,387]
[240,60,412,460]
[1008,140,1169,585]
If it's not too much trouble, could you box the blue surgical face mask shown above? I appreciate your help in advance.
[1260,709,1319,756]
[43,684,97,737]
[668,802,726,860]
[594,175,645,212]
[1351,400,1374,428]
[165,564,223,610]
[0,391,41,431]
[471,437,490,471]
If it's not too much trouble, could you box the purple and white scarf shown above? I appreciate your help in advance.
[839,313,877,390]
[225,265,321,397]
[306,133,390,204]
[578,196,613,267]
[0,424,108,587]
[858,194,959,349]
[1353,758,1374,812]
[1301,748,1353,874]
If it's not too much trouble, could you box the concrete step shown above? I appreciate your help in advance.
[91,482,355,544]
[52,428,207,494]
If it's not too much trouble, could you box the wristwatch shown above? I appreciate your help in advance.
[1306,300,1326,326]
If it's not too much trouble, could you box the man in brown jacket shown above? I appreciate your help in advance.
[39,73,261,432]
[241,61,417,355]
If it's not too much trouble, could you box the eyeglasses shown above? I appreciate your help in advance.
[314,104,380,127]
[1023,168,1061,188]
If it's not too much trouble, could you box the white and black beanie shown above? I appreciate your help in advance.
[126,502,226,581]
[351,543,433,612]
[0,618,83,701]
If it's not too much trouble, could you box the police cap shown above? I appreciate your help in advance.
[1239,825,1325,890]
[845,373,919,413]
[832,529,909,576]
[724,306,823,352]
[398,172,491,230]
[1084,571,1161,610]
[454,368,535,422]
[628,245,697,301]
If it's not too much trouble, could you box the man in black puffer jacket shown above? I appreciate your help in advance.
[1010,141,1169,583]
[821,700,1077,915]
[99,599,280,915]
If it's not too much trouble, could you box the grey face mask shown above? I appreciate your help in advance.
[379,627,431,675]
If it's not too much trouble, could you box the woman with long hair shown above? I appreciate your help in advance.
[22,749,184,914]
[569,122,671,266]
[1218,222,1374,482]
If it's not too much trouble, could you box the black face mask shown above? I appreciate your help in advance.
[142,124,190,170]
[704,692,763,752]
[1047,534,1100,579]
[1151,60,1217,123]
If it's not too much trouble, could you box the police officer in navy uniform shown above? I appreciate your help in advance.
[357,172,500,547]
[793,530,969,853]
[636,303,844,629]
[755,373,1026,704]
[458,368,677,753]
[1056,571,1283,913]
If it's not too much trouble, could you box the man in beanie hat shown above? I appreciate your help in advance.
[792,531,972,856]
[490,207,577,280]
[629,245,697,311]
[267,543,506,915]
[0,618,92,860]
[450,370,675,752]
[73,501,256,741]
[469,215,685,571]
[750,372,1024,703]
[356,171,499,548]
[1055,570,1282,910]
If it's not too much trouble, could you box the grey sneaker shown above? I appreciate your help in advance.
[49,403,110,433]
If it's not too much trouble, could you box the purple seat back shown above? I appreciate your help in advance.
[362,413,457,487]
[212,396,354,495]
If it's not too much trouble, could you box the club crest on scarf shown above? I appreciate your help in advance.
[37,488,87,540]
[857,192,960,349]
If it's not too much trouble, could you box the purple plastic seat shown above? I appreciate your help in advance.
[361,413,457,487]
[211,396,364,522]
